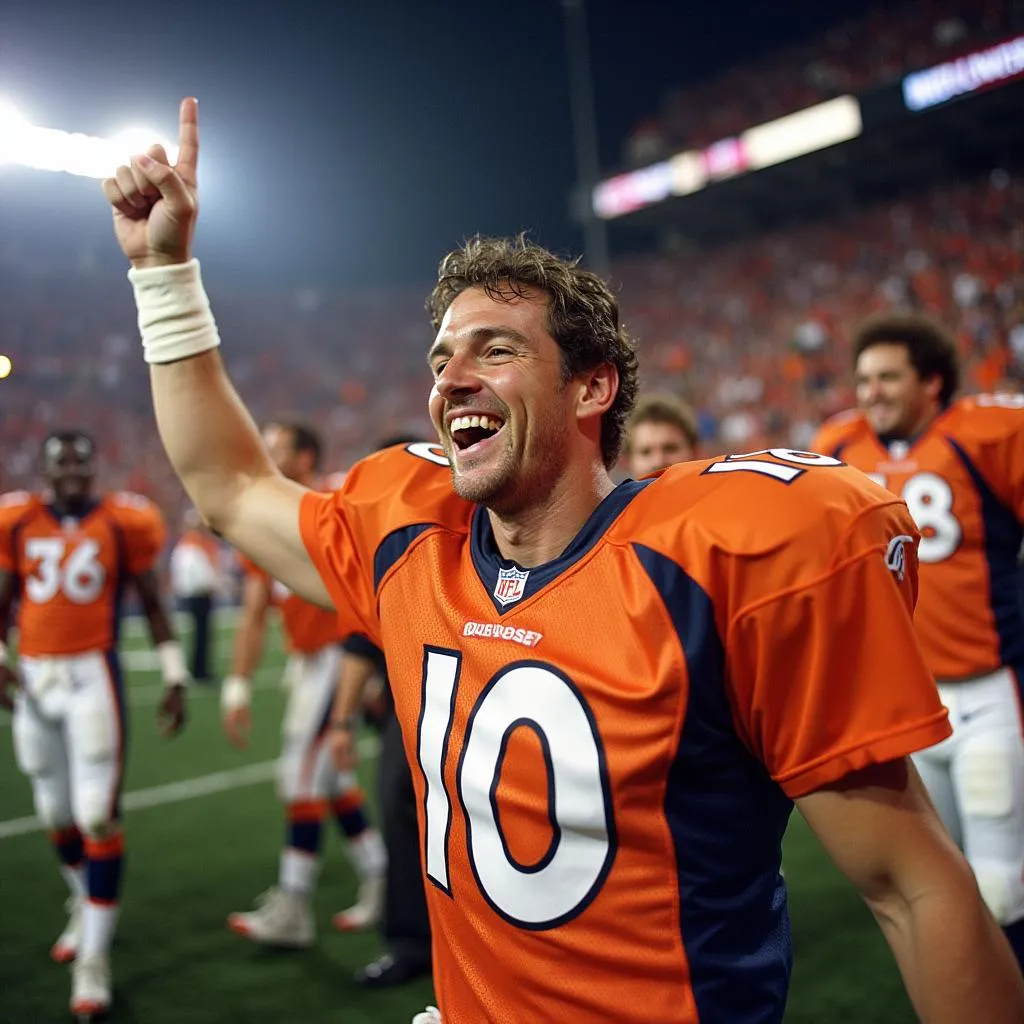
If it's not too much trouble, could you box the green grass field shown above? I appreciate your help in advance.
[0,614,916,1023]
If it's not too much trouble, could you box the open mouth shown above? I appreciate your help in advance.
[449,414,505,455]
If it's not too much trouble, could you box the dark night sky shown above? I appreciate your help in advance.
[0,0,875,286]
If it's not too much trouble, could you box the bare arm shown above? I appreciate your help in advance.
[102,98,329,606]
[221,573,272,749]
[0,569,18,711]
[134,567,177,647]
[133,568,187,735]
[0,568,15,646]
[333,648,380,724]
[151,353,327,604]
[231,574,272,681]
[329,646,382,771]
[798,758,1024,1023]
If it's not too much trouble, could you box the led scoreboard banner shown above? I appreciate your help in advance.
[592,33,1024,221]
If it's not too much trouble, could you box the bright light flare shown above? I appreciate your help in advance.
[0,355,13,380]
[0,104,177,179]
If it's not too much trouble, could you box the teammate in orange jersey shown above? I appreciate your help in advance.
[220,419,386,948]
[813,311,1024,969]
[0,430,187,1021]
[625,392,699,476]
[102,99,1024,1023]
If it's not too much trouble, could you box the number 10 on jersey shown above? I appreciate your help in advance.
[417,647,617,930]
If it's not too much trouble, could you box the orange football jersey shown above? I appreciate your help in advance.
[295,442,949,1024]
[238,554,338,654]
[0,491,167,656]
[813,395,1024,681]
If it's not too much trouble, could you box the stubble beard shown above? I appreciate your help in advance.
[448,414,571,517]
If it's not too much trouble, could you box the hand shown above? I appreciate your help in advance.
[0,663,20,712]
[330,722,359,772]
[157,684,187,737]
[223,705,252,750]
[101,97,200,269]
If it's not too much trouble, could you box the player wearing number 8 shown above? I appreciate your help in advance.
[813,311,1024,969]
[0,430,189,1021]
[104,98,1023,1023]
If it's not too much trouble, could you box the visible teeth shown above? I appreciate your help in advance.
[450,415,503,434]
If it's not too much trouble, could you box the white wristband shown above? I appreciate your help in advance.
[157,640,189,688]
[128,259,221,365]
[221,675,251,713]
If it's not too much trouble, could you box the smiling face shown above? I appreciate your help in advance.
[427,286,579,513]
[855,342,942,438]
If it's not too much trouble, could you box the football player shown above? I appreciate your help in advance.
[625,391,699,476]
[813,311,1024,969]
[0,430,187,1020]
[102,100,1024,1023]
[220,420,386,947]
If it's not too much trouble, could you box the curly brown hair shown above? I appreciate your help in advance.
[853,311,960,405]
[427,234,639,468]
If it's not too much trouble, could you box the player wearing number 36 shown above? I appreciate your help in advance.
[0,431,188,1020]
[813,311,1024,971]
[103,99,1024,1023]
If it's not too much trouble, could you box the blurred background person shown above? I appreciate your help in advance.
[169,507,224,685]
[331,436,433,990]
[625,392,700,476]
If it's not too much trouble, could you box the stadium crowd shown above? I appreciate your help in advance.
[2,166,1022,525]
[623,0,1021,165]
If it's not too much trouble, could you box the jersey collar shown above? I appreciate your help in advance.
[470,478,652,615]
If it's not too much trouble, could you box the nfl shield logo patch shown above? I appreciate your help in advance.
[494,566,530,607]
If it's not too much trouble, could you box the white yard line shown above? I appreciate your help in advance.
[0,734,380,841]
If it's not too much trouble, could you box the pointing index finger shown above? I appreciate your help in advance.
[175,96,199,186]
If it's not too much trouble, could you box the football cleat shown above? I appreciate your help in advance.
[52,896,83,963]
[227,886,315,948]
[70,953,111,1021]
[332,872,385,932]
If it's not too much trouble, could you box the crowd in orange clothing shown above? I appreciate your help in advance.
[623,0,1018,166]
[616,167,1024,455]
[1,167,1022,522]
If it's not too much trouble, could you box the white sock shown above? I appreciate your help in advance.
[348,829,387,878]
[60,864,87,900]
[279,848,320,895]
[81,901,120,958]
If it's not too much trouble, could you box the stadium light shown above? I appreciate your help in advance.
[0,99,31,165]
[0,102,177,179]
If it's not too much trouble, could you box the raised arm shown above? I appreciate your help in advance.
[101,99,328,605]
[798,759,1024,1023]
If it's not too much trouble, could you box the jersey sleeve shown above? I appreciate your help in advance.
[0,492,34,574]
[299,443,461,649]
[964,399,1024,521]
[810,410,861,457]
[110,493,168,575]
[725,498,951,799]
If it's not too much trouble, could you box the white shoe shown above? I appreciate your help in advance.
[412,1007,441,1024]
[70,953,111,1020]
[227,886,315,948]
[332,872,385,932]
[52,895,83,964]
